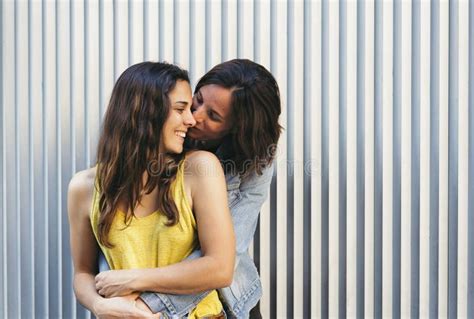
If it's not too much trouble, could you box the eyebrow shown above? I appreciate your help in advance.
[174,101,189,106]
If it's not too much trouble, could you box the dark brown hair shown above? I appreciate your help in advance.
[195,59,282,176]
[96,62,189,247]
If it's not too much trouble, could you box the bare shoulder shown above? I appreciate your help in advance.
[68,167,97,218]
[184,150,223,177]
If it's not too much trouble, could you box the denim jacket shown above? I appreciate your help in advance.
[98,152,274,318]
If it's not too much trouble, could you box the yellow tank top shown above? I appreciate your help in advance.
[90,159,222,318]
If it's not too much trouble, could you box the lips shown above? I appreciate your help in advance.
[175,130,186,138]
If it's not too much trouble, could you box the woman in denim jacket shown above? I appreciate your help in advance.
[97,59,282,318]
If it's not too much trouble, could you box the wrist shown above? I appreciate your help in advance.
[91,296,106,317]
[129,269,146,291]
[130,268,151,291]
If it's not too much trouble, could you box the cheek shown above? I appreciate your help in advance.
[210,124,231,138]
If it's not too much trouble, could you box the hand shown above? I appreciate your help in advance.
[95,269,138,297]
[93,293,161,319]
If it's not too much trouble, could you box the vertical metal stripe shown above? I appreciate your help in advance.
[145,0,154,61]
[3,3,15,316]
[292,3,305,316]
[237,0,242,58]
[174,1,190,69]
[303,1,312,317]
[102,0,114,116]
[114,1,129,76]
[0,1,4,315]
[382,2,394,316]
[14,1,23,316]
[172,2,179,68]
[205,0,211,69]
[448,0,459,317]
[310,0,322,316]
[128,0,132,66]
[189,0,195,81]
[321,0,329,316]
[136,0,145,63]
[328,2,340,315]
[206,0,223,68]
[411,1,421,317]
[457,1,469,316]
[374,0,383,317]
[57,3,69,317]
[253,0,258,60]
[364,2,375,316]
[345,1,358,317]
[160,1,173,63]
[99,0,104,126]
[159,0,164,61]
[52,2,63,317]
[112,0,117,80]
[143,0,148,60]
[221,0,228,61]
[286,0,294,316]
[400,0,413,316]
[419,1,431,317]
[392,2,402,317]
[84,0,90,168]
[28,1,35,316]
[438,1,450,313]
[69,2,76,317]
[356,1,366,317]
[42,1,50,316]
[429,1,440,317]
[190,1,205,85]
[61,3,76,318]
[339,1,347,317]
[469,2,474,317]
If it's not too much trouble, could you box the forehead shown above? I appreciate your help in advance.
[168,80,192,103]
[199,84,233,116]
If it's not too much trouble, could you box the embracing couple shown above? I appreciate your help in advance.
[68,59,282,319]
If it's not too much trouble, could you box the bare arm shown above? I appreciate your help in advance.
[68,171,103,312]
[68,170,158,318]
[95,151,236,296]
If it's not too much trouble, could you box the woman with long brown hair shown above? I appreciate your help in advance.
[94,59,282,318]
[68,62,235,319]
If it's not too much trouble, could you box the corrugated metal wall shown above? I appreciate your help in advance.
[1,0,473,318]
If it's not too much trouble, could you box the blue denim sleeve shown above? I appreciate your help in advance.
[230,164,274,255]
[139,164,274,316]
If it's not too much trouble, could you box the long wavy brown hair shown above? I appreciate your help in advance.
[195,59,282,177]
[95,62,189,248]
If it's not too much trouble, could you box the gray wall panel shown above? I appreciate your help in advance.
[1,0,473,318]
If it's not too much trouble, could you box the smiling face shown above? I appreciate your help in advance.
[159,80,195,154]
[187,84,234,143]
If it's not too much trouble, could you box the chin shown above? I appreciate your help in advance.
[173,146,183,154]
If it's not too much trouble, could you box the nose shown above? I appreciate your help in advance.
[192,104,205,124]
[184,109,196,127]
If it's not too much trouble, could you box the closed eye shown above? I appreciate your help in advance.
[208,110,221,122]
